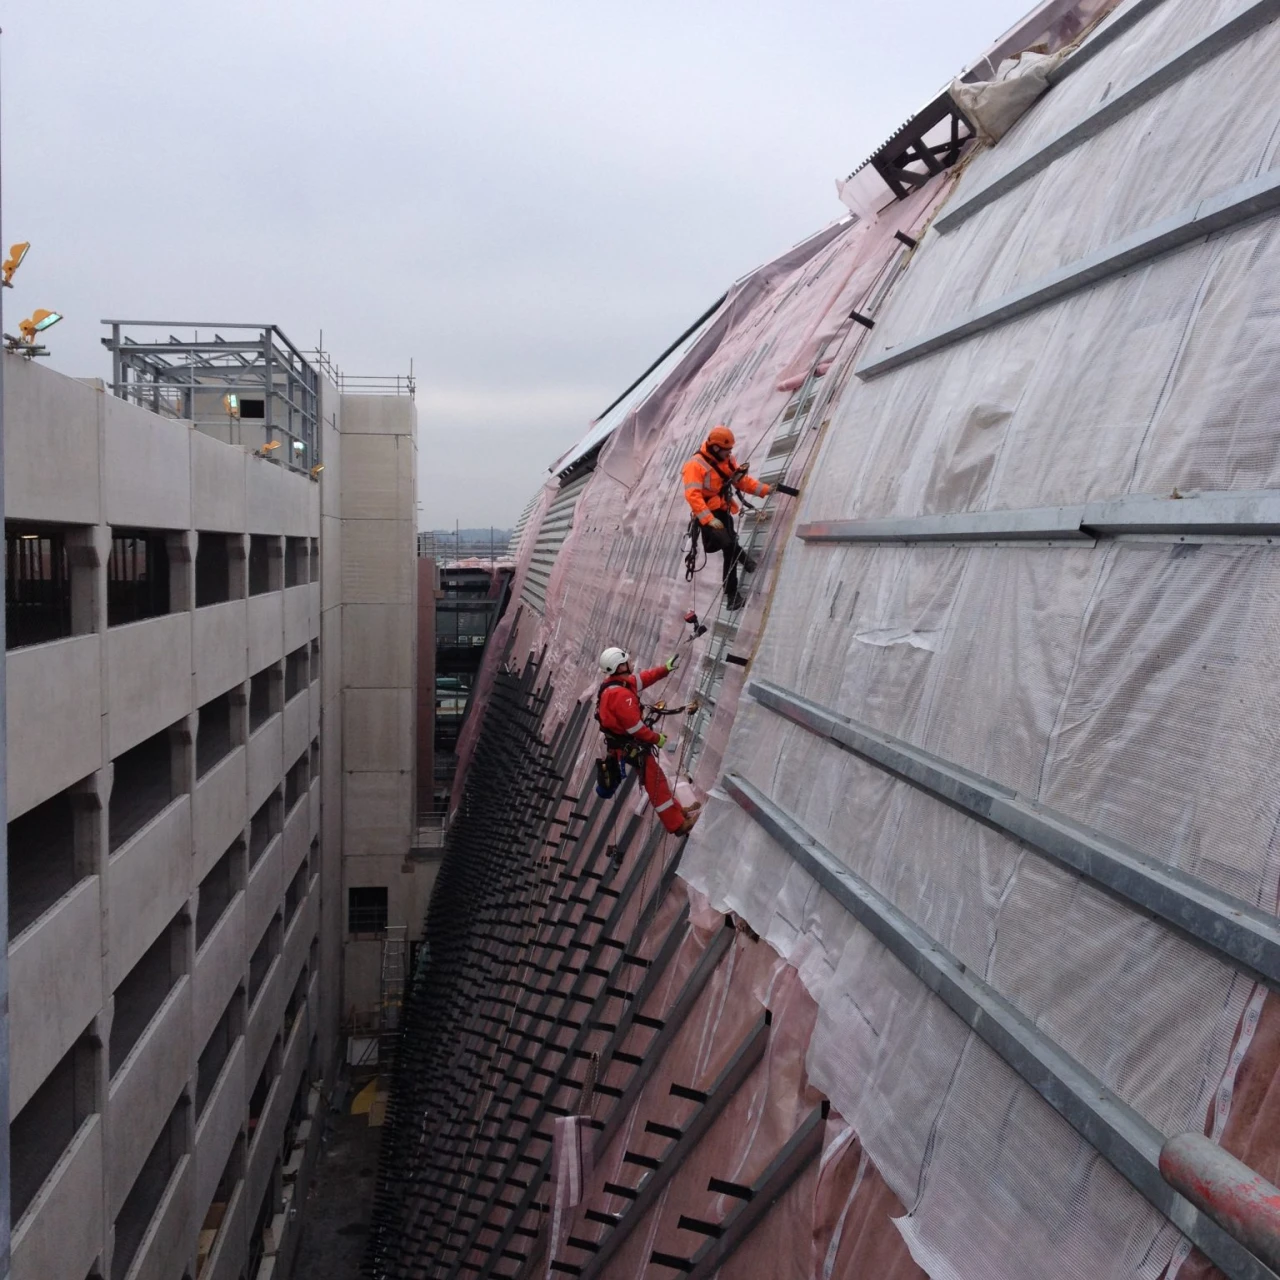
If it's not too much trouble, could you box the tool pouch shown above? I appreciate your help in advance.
[594,755,623,799]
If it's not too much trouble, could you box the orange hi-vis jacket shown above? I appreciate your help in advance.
[681,449,770,525]
[597,667,669,748]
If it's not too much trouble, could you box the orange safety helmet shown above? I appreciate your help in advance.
[706,425,735,451]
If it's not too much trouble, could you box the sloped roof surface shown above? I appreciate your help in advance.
[371,2,1280,1276]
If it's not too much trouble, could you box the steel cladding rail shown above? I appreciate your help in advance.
[592,921,737,1156]
[723,772,1280,1280]
[796,489,1280,546]
[470,854,697,1280]
[855,168,1280,379]
[678,1103,827,1280]
[446,832,678,1280]
[937,0,1280,233]
[748,677,1280,986]
[570,1013,772,1280]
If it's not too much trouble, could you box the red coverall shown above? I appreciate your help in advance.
[597,665,687,833]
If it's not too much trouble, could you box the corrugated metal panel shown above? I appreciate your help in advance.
[509,491,541,560]
[521,472,592,614]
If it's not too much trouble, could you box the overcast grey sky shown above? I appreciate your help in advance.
[4,0,1032,528]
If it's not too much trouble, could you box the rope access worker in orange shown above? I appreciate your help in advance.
[682,425,778,611]
[596,646,701,837]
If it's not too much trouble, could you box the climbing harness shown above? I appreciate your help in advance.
[593,678,692,800]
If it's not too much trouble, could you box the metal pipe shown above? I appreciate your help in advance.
[1162,1134,1280,1274]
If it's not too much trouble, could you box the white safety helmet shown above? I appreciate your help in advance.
[598,646,630,675]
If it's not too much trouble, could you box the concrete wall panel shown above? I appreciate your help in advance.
[321,513,342,602]
[339,433,414,519]
[195,1039,245,1217]
[247,717,283,814]
[319,382,342,519]
[126,1157,193,1280]
[341,770,412,858]
[340,519,414,604]
[194,600,247,704]
[321,603,341,704]
[7,634,103,819]
[107,613,192,757]
[283,692,310,770]
[245,962,281,1086]
[107,798,191,988]
[193,893,245,1052]
[103,396,192,530]
[283,800,310,886]
[309,778,320,841]
[193,747,247,883]
[282,887,319,996]
[10,1116,103,1280]
[9,876,103,1114]
[343,939,382,1017]
[201,1179,247,1280]
[192,430,247,532]
[246,460,312,537]
[245,1077,285,1225]
[341,604,414,688]
[107,979,191,1213]
[338,395,415,437]
[246,839,282,959]
[4,358,101,524]
[283,584,311,653]
[342,688,413,772]
[247,592,284,673]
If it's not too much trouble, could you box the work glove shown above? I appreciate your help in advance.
[656,733,668,749]
[665,653,680,673]
[759,484,772,498]
[707,517,724,530]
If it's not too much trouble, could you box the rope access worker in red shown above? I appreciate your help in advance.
[682,425,772,611]
[596,646,701,837]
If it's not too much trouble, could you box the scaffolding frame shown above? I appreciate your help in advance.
[101,319,321,471]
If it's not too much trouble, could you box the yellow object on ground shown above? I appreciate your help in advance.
[350,1077,379,1116]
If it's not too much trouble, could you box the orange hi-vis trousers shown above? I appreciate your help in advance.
[611,748,686,833]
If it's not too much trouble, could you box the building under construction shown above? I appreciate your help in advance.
[367,1,1280,1279]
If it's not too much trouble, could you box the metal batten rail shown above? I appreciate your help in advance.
[748,677,1280,986]
[654,1103,827,1280]
[367,657,609,1279]
[469,864,703,1280]
[797,488,1280,547]
[937,0,1280,233]
[566,1013,772,1280]
[438,820,671,1278]
[424,802,636,1263]
[723,772,1280,1280]
[855,167,1280,379]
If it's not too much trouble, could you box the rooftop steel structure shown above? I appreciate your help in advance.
[101,319,322,471]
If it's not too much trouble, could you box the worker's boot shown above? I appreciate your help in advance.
[726,592,747,611]
[674,807,701,837]
[741,552,758,574]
